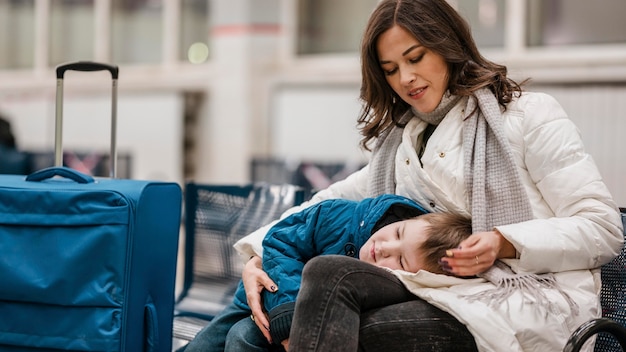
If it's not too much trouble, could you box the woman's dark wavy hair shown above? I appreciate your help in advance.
[358,0,524,150]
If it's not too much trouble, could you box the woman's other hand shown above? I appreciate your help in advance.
[281,338,289,351]
[440,230,516,276]
[243,255,277,342]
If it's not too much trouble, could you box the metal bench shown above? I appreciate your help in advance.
[564,208,626,352]
[170,183,623,351]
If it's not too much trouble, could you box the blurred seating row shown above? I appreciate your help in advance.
[0,150,132,178]
[250,157,365,200]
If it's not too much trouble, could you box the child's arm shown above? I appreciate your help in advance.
[261,199,349,345]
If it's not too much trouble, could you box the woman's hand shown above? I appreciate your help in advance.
[440,230,516,276]
[242,255,277,343]
[281,338,289,351]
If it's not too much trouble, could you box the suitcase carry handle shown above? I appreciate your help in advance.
[55,61,119,178]
[56,61,119,80]
[26,166,95,184]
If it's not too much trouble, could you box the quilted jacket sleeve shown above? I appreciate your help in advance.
[496,92,623,273]
[260,200,345,343]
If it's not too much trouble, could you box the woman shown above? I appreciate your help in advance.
[235,0,624,350]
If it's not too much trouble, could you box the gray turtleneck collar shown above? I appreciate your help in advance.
[411,91,461,125]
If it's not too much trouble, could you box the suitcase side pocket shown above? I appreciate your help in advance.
[0,189,131,351]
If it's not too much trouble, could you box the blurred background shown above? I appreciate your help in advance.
[0,0,625,205]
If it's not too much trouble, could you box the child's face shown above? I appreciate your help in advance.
[359,218,428,272]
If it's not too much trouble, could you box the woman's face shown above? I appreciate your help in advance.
[377,25,449,113]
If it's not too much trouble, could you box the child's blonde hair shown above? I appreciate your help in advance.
[417,213,472,274]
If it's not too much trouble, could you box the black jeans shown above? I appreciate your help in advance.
[288,255,478,352]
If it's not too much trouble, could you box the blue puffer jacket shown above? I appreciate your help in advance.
[240,193,427,343]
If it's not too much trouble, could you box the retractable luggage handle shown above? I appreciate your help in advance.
[55,61,120,178]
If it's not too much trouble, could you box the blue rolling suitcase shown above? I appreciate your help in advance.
[0,62,182,352]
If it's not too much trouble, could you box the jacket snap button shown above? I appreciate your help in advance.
[405,158,410,165]
[429,201,436,208]
[344,243,357,257]
[439,152,445,158]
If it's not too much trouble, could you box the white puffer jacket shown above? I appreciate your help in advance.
[234,91,624,351]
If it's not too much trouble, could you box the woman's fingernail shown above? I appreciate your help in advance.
[270,285,277,292]
[439,259,452,271]
[445,250,454,257]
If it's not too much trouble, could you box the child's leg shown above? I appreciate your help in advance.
[225,316,278,351]
[182,279,278,352]
[182,301,251,352]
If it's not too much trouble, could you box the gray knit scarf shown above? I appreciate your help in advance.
[366,88,578,314]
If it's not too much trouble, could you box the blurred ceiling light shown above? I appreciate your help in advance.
[478,0,498,28]
[187,42,209,64]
